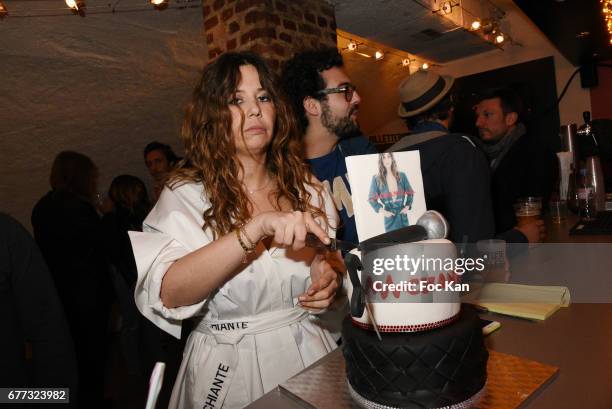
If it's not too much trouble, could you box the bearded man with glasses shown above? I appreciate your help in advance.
[281,48,378,247]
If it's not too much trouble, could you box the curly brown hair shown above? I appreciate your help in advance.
[169,52,327,239]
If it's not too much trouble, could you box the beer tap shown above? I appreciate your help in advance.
[577,111,597,146]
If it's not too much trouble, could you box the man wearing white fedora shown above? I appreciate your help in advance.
[388,70,504,243]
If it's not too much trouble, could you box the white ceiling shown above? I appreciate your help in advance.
[333,0,498,62]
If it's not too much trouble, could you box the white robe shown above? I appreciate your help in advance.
[129,181,340,408]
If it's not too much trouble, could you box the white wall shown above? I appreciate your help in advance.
[0,6,207,230]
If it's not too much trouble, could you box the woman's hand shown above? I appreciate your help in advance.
[382,209,395,218]
[515,219,546,243]
[299,254,341,311]
[252,210,330,251]
[400,206,410,215]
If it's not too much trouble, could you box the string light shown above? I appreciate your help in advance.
[0,1,8,18]
[471,20,481,31]
[495,33,505,44]
[337,31,435,69]
[602,0,612,44]
[421,62,430,70]
[65,0,86,15]
[150,0,168,10]
[0,0,199,18]
[65,0,80,10]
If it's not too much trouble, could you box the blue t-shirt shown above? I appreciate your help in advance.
[306,146,359,244]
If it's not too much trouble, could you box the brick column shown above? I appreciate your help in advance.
[203,0,337,71]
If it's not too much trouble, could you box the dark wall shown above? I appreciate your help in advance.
[451,56,561,152]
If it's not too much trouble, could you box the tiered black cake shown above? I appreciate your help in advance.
[342,237,488,409]
[342,304,488,409]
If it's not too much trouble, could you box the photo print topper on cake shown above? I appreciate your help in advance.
[346,151,426,242]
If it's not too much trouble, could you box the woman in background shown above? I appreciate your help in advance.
[102,174,150,286]
[101,174,183,408]
[129,52,343,408]
[368,152,414,232]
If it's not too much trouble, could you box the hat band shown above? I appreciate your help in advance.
[402,76,446,113]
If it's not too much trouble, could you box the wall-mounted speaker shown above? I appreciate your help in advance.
[580,63,599,88]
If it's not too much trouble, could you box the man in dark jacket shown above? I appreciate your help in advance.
[473,88,557,243]
[31,151,111,409]
[281,48,378,244]
[0,213,78,406]
[388,70,496,243]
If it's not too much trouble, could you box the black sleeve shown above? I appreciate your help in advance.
[526,148,559,208]
[2,214,78,388]
[441,141,496,243]
[496,228,528,243]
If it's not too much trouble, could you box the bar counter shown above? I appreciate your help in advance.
[248,213,612,409]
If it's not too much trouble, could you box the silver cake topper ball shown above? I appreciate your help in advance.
[416,210,449,239]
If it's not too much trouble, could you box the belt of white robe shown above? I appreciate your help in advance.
[192,307,309,409]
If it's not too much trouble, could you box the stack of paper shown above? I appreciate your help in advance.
[472,283,571,321]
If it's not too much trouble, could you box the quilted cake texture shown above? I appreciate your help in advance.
[342,305,488,409]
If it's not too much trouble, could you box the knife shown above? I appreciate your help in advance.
[305,233,358,252]
[305,224,429,253]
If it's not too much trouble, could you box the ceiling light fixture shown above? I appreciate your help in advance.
[0,1,8,18]
[402,58,411,67]
[432,0,456,15]
[65,0,86,15]
[421,62,430,70]
[375,50,384,60]
[471,20,481,31]
[495,33,505,44]
[347,40,358,51]
[150,0,168,10]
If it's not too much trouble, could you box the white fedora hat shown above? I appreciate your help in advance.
[398,70,455,118]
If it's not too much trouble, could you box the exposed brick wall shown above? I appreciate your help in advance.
[203,0,337,71]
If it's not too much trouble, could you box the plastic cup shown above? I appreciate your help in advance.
[550,200,567,224]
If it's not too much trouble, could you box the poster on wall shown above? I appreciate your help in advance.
[346,151,427,242]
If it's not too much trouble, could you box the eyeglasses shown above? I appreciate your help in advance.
[316,84,357,102]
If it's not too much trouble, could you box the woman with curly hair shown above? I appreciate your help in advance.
[129,52,342,408]
[368,152,414,232]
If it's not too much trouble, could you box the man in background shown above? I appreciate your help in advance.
[143,141,179,202]
[1,213,78,406]
[473,88,557,243]
[389,70,495,243]
[281,48,378,244]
